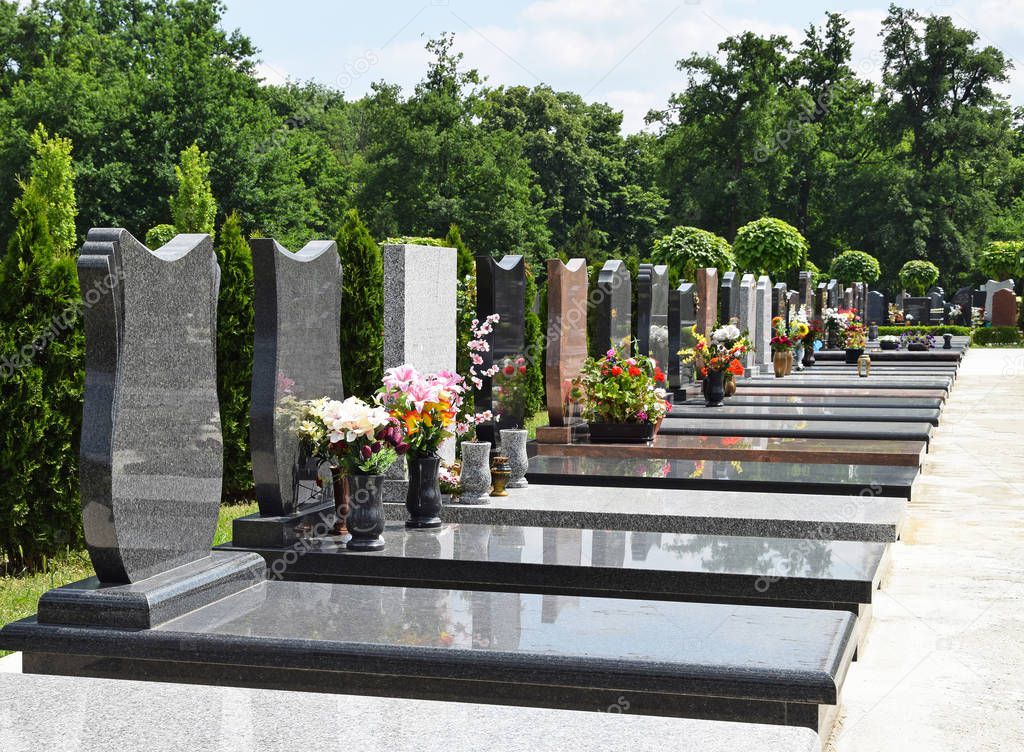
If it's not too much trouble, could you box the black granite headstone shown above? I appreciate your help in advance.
[669,281,697,390]
[591,259,631,356]
[637,263,669,368]
[772,282,788,323]
[866,290,886,325]
[720,271,737,323]
[952,287,972,325]
[476,255,527,441]
[250,239,343,518]
[902,297,930,325]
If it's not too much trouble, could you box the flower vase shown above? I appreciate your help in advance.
[405,454,443,528]
[330,467,350,539]
[802,343,816,368]
[724,372,737,397]
[704,370,726,407]
[490,455,512,496]
[345,474,386,551]
[784,350,794,375]
[500,429,529,489]
[458,441,491,505]
[772,351,787,378]
[844,347,864,364]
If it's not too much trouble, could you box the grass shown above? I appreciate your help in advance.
[0,501,259,657]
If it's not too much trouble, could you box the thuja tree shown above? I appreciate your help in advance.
[829,250,881,285]
[215,213,254,496]
[145,224,178,248]
[445,223,476,280]
[898,260,940,296]
[337,209,383,399]
[171,143,217,238]
[0,177,84,571]
[523,265,545,417]
[23,124,78,257]
[732,217,808,275]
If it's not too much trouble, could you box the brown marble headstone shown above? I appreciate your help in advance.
[695,267,718,336]
[545,258,588,426]
[991,288,1018,327]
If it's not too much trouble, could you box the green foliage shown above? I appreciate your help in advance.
[21,124,77,256]
[898,260,941,296]
[522,267,544,417]
[170,143,217,238]
[829,250,881,284]
[444,224,475,280]
[732,217,808,275]
[214,213,254,496]
[0,179,84,572]
[971,326,1021,346]
[651,226,734,280]
[337,209,383,399]
[804,260,826,286]
[145,224,178,249]
[877,325,972,337]
[382,236,445,247]
[975,241,1022,281]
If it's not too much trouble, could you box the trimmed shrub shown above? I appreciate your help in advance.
[145,224,178,249]
[898,260,940,296]
[732,217,808,275]
[651,226,734,280]
[972,326,1021,346]
[829,250,881,285]
[215,213,254,496]
[338,209,383,399]
[975,241,1022,281]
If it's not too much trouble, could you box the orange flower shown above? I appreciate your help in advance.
[728,359,745,376]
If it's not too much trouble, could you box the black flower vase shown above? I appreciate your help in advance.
[704,370,726,407]
[405,454,443,529]
[346,474,386,551]
[802,344,816,368]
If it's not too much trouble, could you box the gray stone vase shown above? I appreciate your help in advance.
[500,429,529,489]
[459,441,492,504]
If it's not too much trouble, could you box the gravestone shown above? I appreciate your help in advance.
[895,291,909,311]
[902,297,930,325]
[720,271,737,323]
[736,274,757,374]
[670,281,697,389]
[852,282,866,316]
[541,259,588,441]
[843,286,853,310]
[591,259,631,356]
[991,288,1019,327]
[250,238,342,519]
[786,290,800,320]
[866,291,886,326]
[927,286,945,299]
[637,263,670,369]
[799,271,813,310]
[972,288,986,314]
[816,281,828,318]
[827,279,839,308]
[928,290,946,324]
[695,267,718,336]
[772,282,788,322]
[755,276,773,373]
[475,255,527,443]
[952,287,973,326]
[984,280,1015,322]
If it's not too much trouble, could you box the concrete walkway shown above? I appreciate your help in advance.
[830,348,1024,751]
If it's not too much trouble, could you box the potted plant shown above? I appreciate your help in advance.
[844,320,867,364]
[378,365,465,528]
[901,331,935,352]
[770,316,794,377]
[570,344,671,442]
[692,324,749,407]
[296,396,408,551]
[878,335,900,351]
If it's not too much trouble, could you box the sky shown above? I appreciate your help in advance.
[220,0,1024,133]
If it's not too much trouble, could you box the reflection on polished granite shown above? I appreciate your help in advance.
[744,377,949,391]
[678,395,942,408]
[526,455,917,498]
[731,387,948,399]
[664,405,940,425]
[658,417,932,443]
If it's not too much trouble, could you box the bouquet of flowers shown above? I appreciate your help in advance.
[695,323,750,376]
[570,344,671,425]
[788,310,811,343]
[888,303,905,325]
[823,308,861,347]
[770,316,795,353]
[844,322,867,349]
[296,396,408,475]
[901,331,936,350]
[377,365,466,457]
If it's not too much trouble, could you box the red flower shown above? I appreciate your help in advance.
[628,365,642,377]
[611,365,623,376]
[518,365,527,375]
[503,365,515,376]
[653,368,665,383]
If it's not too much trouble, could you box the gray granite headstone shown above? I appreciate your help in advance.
[78,230,223,584]
[250,239,342,518]
[815,281,828,319]
[736,274,757,373]
[983,280,1014,322]
[843,286,853,310]
[952,287,972,325]
[851,282,865,317]
[475,255,527,440]
[591,259,631,355]
[866,291,886,326]
[927,286,945,299]
[826,279,839,309]
[755,276,773,372]
[786,290,800,319]
[637,263,670,369]
[720,271,737,324]
[669,281,697,389]
[799,271,813,310]
[895,291,909,311]
[772,282,788,323]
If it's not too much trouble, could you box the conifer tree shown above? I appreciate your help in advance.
[336,209,383,398]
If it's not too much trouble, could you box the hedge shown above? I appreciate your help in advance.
[877,325,972,337]
[971,327,1022,346]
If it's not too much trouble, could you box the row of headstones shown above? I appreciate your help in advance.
[941,280,1017,327]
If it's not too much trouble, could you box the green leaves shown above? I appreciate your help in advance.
[171,143,216,238]
[337,209,383,401]
[829,250,881,284]
[652,226,734,279]
[732,217,808,275]
[898,260,941,296]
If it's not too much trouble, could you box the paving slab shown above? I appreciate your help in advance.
[526,456,917,499]
[535,435,926,467]
[659,418,932,443]
[664,405,940,426]
[383,484,906,542]
[0,672,821,752]
[4,581,857,738]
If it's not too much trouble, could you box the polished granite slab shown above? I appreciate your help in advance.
[384,484,906,542]
[3,581,856,736]
[745,377,949,391]
[814,350,963,362]
[664,405,940,426]
[223,521,888,618]
[732,387,948,400]
[534,435,926,466]
[658,418,932,443]
[526,455,917,498]
[679,395,943,409]
[0,672,822,752]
